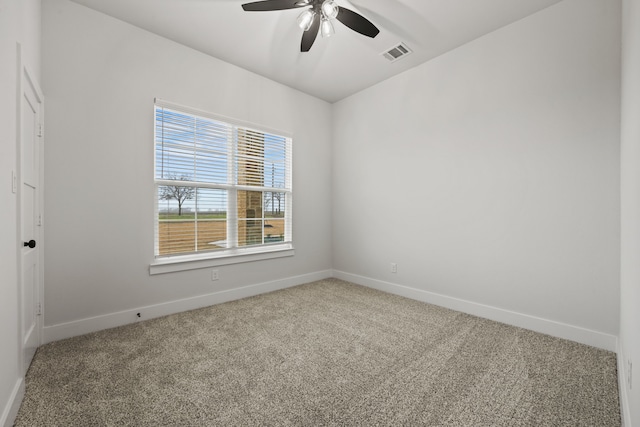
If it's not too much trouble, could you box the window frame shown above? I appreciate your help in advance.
[150,99,293,275]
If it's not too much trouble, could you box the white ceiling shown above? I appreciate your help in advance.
[69,0,564,103]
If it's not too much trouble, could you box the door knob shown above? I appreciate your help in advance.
[23,240,36,248]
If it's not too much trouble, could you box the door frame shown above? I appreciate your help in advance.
[16,43,44,374]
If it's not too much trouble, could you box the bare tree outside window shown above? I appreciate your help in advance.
[160,175,195,216]
[272,191,283,216]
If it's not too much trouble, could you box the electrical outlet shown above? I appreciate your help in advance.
[391,263,397,273]
[211,269,219,281]
[629,360,633,390]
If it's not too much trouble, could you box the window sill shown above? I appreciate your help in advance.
[149,244,295,275]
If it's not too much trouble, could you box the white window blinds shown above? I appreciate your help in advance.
[154,100,292,258]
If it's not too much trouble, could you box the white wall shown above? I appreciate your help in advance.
[0,2,20,421]
[620,0,640,424]
[333,0,621,348]
[0,0,41,424]
[41,0,332,336]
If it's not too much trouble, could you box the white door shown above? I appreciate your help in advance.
[20,67,42,374]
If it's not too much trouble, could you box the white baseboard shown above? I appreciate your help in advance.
[43,270,333,344]
[42,268,618,352]
[1,378,24,427]
[333,270,618,352]
[618,342,632,427]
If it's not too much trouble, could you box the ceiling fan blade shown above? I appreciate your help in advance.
[300,12,320,52]
[336,7,380,38]
[242,0,308,12]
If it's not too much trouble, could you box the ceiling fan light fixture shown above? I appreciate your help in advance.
[297,9,315,31]
[320,17,335,38]
[241,0,380,52]
[321,0,339,19]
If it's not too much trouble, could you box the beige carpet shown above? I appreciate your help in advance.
[15,279,620,426]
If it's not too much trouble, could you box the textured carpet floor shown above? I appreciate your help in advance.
[15,279,620,426]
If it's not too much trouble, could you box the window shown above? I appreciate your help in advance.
[153,100,292,266]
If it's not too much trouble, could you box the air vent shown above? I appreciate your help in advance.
[382,43,412,62]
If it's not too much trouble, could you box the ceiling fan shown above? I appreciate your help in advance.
[241,0,380,52]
